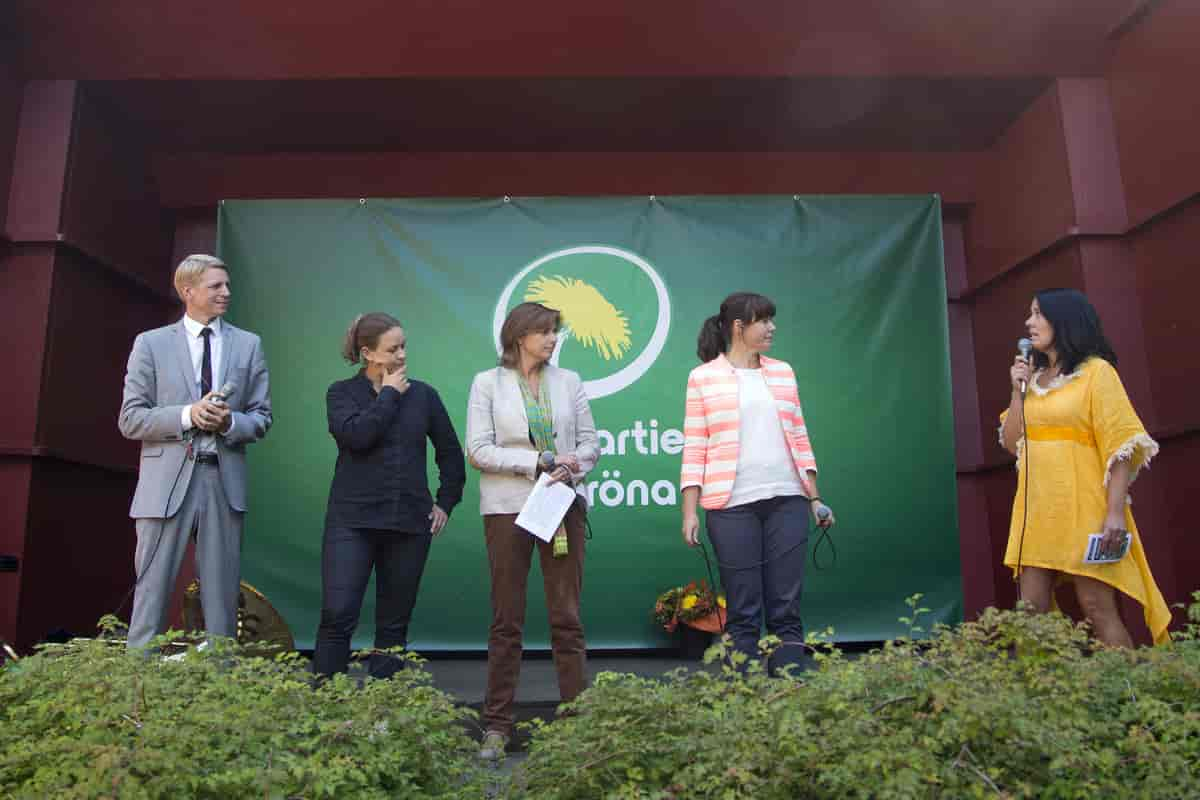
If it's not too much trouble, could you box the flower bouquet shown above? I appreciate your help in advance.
[652,580,727,634]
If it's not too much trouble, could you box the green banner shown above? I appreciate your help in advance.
[218,196,960,649]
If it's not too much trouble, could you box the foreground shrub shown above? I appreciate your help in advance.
[0,620,485,799]
[508,595,1200,799]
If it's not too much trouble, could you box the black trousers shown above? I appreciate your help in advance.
[705,495,810,675]
[312,525,432,678]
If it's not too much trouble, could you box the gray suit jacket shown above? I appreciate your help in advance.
[118,318,272,518]
[466,364,599,515]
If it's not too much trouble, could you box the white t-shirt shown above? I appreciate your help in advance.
[726,368,806,508]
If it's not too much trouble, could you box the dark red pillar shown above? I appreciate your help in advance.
[0,80,177,651]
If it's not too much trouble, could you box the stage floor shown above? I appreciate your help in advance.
[422,651,711,705]
[415,652,718,760]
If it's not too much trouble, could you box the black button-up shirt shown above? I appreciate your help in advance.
[324,372,465,532]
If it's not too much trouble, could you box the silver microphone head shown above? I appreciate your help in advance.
[1017,338,1033,359]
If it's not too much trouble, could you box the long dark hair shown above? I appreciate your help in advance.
[696,292,777,362]
[1032,288,1117,375]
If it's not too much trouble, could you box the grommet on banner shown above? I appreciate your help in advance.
[793,195,800,201]
[649,194,656,201]
[359,198,367,205]
[503,195,511,203]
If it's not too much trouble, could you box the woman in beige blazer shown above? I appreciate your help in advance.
[466,302,599,760]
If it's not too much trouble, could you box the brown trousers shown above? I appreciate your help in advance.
[482,500,587,736]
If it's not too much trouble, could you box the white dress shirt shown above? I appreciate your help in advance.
[180,314,235,446]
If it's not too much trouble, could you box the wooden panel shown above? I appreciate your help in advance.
[18,458,137,650]
[1057,79,1128,234]
[956,471,999,617]
[946,211,987,475]
[967,85,1076,289]
[3,81,74,242]
[942,210,970,300]
[0,245,54,449]
[37,246,173,469]
[170,207,219,270]
[0,62,22,234]
[90,77,1050,154]
[0,458,32,649]
[949,302,984,471]
[975,467,1023,614]
[59,88,173,293]
[1109,0,1200,225]
[1132,199,1200,437]
[1076,238,1155,429]
[153,151,981,209]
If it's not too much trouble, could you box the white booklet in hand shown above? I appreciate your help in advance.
[1083,532,1132,564]
[515,473,577,543]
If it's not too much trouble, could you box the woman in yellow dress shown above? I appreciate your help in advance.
[1000,289,1169,646]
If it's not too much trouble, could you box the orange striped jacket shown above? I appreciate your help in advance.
[679,354,817,510]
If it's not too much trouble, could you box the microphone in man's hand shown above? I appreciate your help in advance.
[211,382,236,406]
[1017,338,1033,394]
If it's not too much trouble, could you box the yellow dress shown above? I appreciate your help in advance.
[999,357,1170,644]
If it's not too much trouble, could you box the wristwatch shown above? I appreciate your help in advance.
[538,450,556,473]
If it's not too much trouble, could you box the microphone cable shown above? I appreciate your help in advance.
[1011,340,1034,603]
[693,501,836,639]
[1014,380,1031,602]
[697,540,726,636]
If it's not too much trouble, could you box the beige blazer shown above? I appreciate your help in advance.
[466,364,600,515]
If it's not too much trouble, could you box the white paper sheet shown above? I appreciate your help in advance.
[515,473,577,542]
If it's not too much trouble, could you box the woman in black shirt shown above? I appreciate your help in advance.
[312,312,466,678]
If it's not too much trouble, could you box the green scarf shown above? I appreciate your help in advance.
[518,371,555,454]
[517,369,568,557]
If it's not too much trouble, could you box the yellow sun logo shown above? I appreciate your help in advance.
[524,275,632,361]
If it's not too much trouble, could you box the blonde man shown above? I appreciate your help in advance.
[119,254,272,650]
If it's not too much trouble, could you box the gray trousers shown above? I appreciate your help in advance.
[127,462,243,650]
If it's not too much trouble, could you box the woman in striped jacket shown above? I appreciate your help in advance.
[679,292,834,674]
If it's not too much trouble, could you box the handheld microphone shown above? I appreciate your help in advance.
[1017,338,1033,394]
[211,382,236,405]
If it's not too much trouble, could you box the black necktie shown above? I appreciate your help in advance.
[200,327,213,397]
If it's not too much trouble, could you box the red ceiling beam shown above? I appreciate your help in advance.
[9,0,1135,80]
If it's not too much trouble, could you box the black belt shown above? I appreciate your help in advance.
[194,452,219,465]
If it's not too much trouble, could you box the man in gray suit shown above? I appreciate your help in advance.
[119,254,272,650]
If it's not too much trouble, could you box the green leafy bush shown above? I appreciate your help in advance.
[0,619,485,799]
[507,594,1200,799]
[6,601,1199,798]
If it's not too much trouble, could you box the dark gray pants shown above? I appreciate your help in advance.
[127,462,243,650]
[705,494,810,675]
[312,525,432,678]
